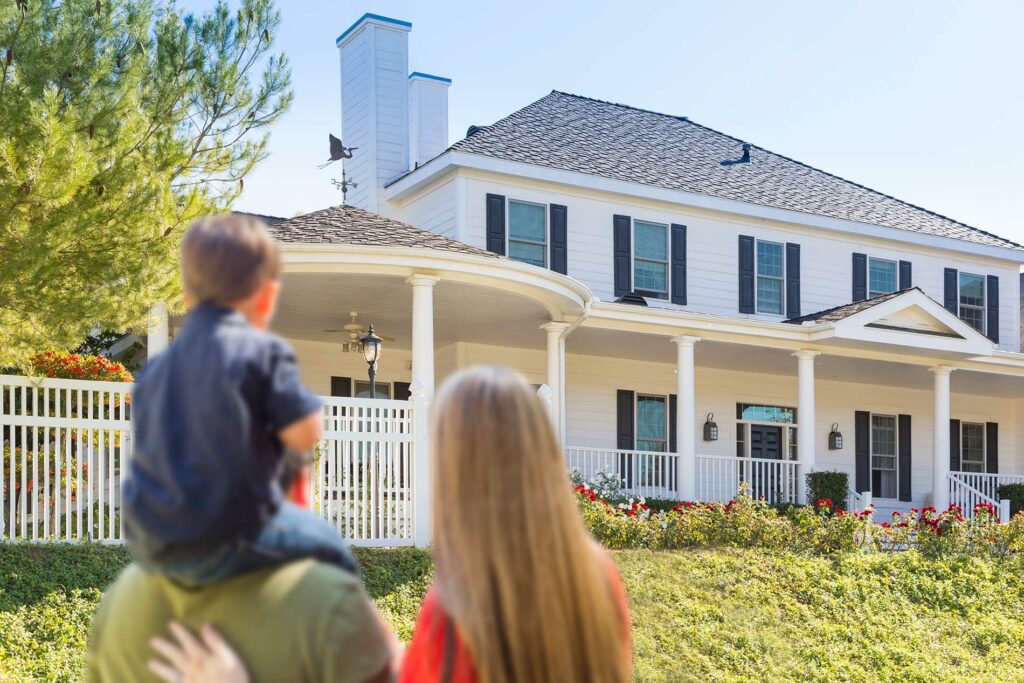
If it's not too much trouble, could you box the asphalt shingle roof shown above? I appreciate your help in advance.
[263,204,498,258]
[450,92,1022,252]
[784,288,915,324]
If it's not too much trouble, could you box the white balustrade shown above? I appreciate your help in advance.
[695,454,800,505]
[564,446,678,500]
[947,472,998,518]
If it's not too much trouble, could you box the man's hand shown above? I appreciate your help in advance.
[278,411,322,452]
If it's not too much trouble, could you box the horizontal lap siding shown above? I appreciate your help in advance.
[456,174,1021,351]
[400,178,457,237]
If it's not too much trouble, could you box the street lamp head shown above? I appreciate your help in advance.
[360,324,383,366]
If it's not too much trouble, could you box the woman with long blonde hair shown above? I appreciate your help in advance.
[145,365,631,683]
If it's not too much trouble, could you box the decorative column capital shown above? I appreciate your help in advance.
[792,349,821,361]
[928,366,956,377]
[671,335,701,347]
[540,321,571,335]
[406,273,441,288]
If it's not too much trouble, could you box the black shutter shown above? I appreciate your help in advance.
[485,194,506,255]
[613,215,632,297]
[986,422,998,475]
[852,253,867,302]
[899,261,912,290]
[394,382,411,401]
[616,390,635,488]
[898,414,912,502]
[855,411,870,493]
[986,275,999,343]
[944,268,958,314]
[949,419,961,473]
[330,376,352,397]
[669,394,678,492]
[786,242,801,318]
[550,204,568,275]
[738,235,755,313]
[670,224,687,305]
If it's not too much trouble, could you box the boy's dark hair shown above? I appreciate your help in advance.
[278,448,312,492]
[181,214,282,305]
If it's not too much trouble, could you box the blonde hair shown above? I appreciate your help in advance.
[431,366,631,683]
[180,214,282,306]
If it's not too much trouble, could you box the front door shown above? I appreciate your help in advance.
[749,425,782,460]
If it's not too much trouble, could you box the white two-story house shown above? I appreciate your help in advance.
[160,13,1024,517]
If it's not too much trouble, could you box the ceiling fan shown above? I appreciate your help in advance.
[324,311,395,352]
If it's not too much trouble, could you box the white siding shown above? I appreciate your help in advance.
[453,172,1022,351]
[399,178,457,238]
[408,76,449,168]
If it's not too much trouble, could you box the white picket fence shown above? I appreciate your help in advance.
[696,454,800,505]
[0,374,420,546]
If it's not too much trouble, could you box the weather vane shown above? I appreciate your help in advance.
[322,133,358,204]
[331,169,357,205]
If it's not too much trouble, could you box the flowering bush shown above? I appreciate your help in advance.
[575,484,1024,558]
[28,351,133,383]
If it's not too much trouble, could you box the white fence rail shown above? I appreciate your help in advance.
[565,447,678,500]
[1,374,418,546]
[696,454,800,505]
[1,374,133,542]
[948,472,998,518]
[314,397,415,546]
[950,472,1024,507]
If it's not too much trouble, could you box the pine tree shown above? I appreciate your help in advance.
[0,0,292,367]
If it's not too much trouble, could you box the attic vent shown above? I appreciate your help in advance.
[720,143,751,166]
[614,291,648,306]
[466,124,486,137]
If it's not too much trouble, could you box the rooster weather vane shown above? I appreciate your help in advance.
[322,133,358,204]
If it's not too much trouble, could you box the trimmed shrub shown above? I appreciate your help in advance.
[805,470,849,508]
[997,483,1024,517]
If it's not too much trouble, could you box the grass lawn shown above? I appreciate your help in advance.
[2,544,1023,682]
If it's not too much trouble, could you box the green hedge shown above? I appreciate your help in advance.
[997,484,1024,517]
[805,470,849,507]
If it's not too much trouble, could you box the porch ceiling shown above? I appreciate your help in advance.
[567,326,1024,397]
[270,272,551,351]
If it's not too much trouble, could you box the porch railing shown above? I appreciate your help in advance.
[947,472,998,517]
[949,472,1024,505]
[695,454,800,505]
[564,447,678,500]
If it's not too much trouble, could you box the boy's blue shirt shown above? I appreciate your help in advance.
[123,302,322,564]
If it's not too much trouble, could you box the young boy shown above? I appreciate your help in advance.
[122,214,357,583]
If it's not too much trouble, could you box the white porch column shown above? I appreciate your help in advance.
[793,350,820,504]
[407,275,439,394]
[931,366,954,511]
[407,274,439,547]
[147,302,169,358]
[541,322,570,438]
[673,336,700,500]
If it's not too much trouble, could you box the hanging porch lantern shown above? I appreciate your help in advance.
[829,422,843,450]
[703,413,719,441]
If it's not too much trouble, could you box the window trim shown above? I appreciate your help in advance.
[735,403,798,462]
[959,421,986,473]
[869,413,899,500]
[754,239,785,315]
[353,380,392,400]
[867,257,898,299]
[957,271,986,335]
[631,219,670,299]
[506,199,548,268]
[634,393,668,452]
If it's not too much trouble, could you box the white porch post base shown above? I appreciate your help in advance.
[999,499,1012,524]
[673,336,700,501]
[147,302,169,358]
[930,366,953,511]
[794,350,820,504]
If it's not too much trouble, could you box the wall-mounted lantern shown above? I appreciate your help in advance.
[703,413,719,441]
[360,324,383,399]
[828,422,843,450]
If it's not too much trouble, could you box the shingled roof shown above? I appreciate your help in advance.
[784,288,914,324]
[450,91,1022,252]
[264,204,498,258]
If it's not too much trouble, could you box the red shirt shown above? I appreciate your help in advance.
[399,554,631,683]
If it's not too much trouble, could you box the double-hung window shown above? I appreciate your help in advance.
[958,273,986,333]
[507,200,547,267]
[868,258,897,298]
[755,240,785,314]
[633,221,669,297]
[960,422,986,473]
[871,414,898,499]
[635,394,667,452]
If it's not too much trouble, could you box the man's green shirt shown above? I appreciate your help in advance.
[86,560,392,683]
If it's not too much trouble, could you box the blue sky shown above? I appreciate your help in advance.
[186,1,1024,244]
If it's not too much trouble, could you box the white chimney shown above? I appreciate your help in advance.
[408,72,451,169]
[337,14,411,213]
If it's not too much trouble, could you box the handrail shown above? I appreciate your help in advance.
[947,472,997,506]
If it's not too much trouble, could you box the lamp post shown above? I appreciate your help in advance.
[360,324,383,399]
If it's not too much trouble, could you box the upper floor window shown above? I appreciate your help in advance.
[756,240,784,314]
[633,220,668,296]
[958,272,986,333]
[960,422,985,473]
[868,258,897,298]
[507,200,547,268]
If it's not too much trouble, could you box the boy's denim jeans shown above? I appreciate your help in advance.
[145,502,359,585]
